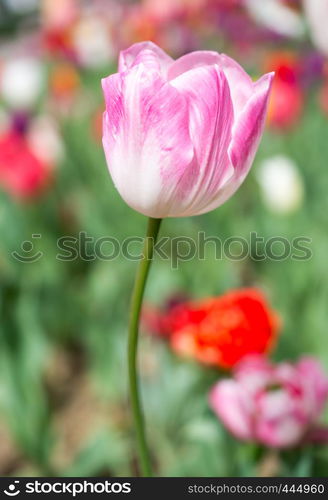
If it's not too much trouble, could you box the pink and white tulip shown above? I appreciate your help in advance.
[102,42,274,218]
[209,355,328,448]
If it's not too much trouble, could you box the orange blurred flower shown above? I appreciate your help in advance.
[50,62,80,100]
[169,289,279,370]
[91,107,104,143]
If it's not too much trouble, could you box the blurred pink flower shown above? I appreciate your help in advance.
[41,0,78,31]
[102,41,273,218]
[141,0,205,22]
[209,355,328,448]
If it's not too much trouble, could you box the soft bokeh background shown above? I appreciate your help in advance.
[0,0,328,476]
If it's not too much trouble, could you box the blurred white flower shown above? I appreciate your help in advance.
[0,57,44,110]
[72,16,114,68]
[256,155,304,214]
[303,0,328,56]
[27,115,64,167]
[245,0,305,38]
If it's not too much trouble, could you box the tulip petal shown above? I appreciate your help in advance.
[168,51,254,117]
[102,64,194,218]
[229,72,274,179]
[210,381,254,440]
[168,50,221,80]
[308,426,328,444]
[297,358,328,415]
[256,390,306,447]
[170,72,273,216]
[236,355,273,395]
[256,415,305,448]
[118,41,173,76]
[170,65,234,216]
[218,54,255,117]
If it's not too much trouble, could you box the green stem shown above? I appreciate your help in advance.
[128,216,162,477]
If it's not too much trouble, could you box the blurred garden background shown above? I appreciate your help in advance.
[0,0,328,477]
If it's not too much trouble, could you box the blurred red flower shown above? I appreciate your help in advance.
[265,52,304,130]
[142,294,190,338]
[0,131,51,200]
[144,289,279,370]
[41,0,78,59]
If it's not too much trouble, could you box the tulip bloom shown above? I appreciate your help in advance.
[210,356,328,448]
[102,42,273,477]
[102,41,273,218]
[145,288,279,369]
